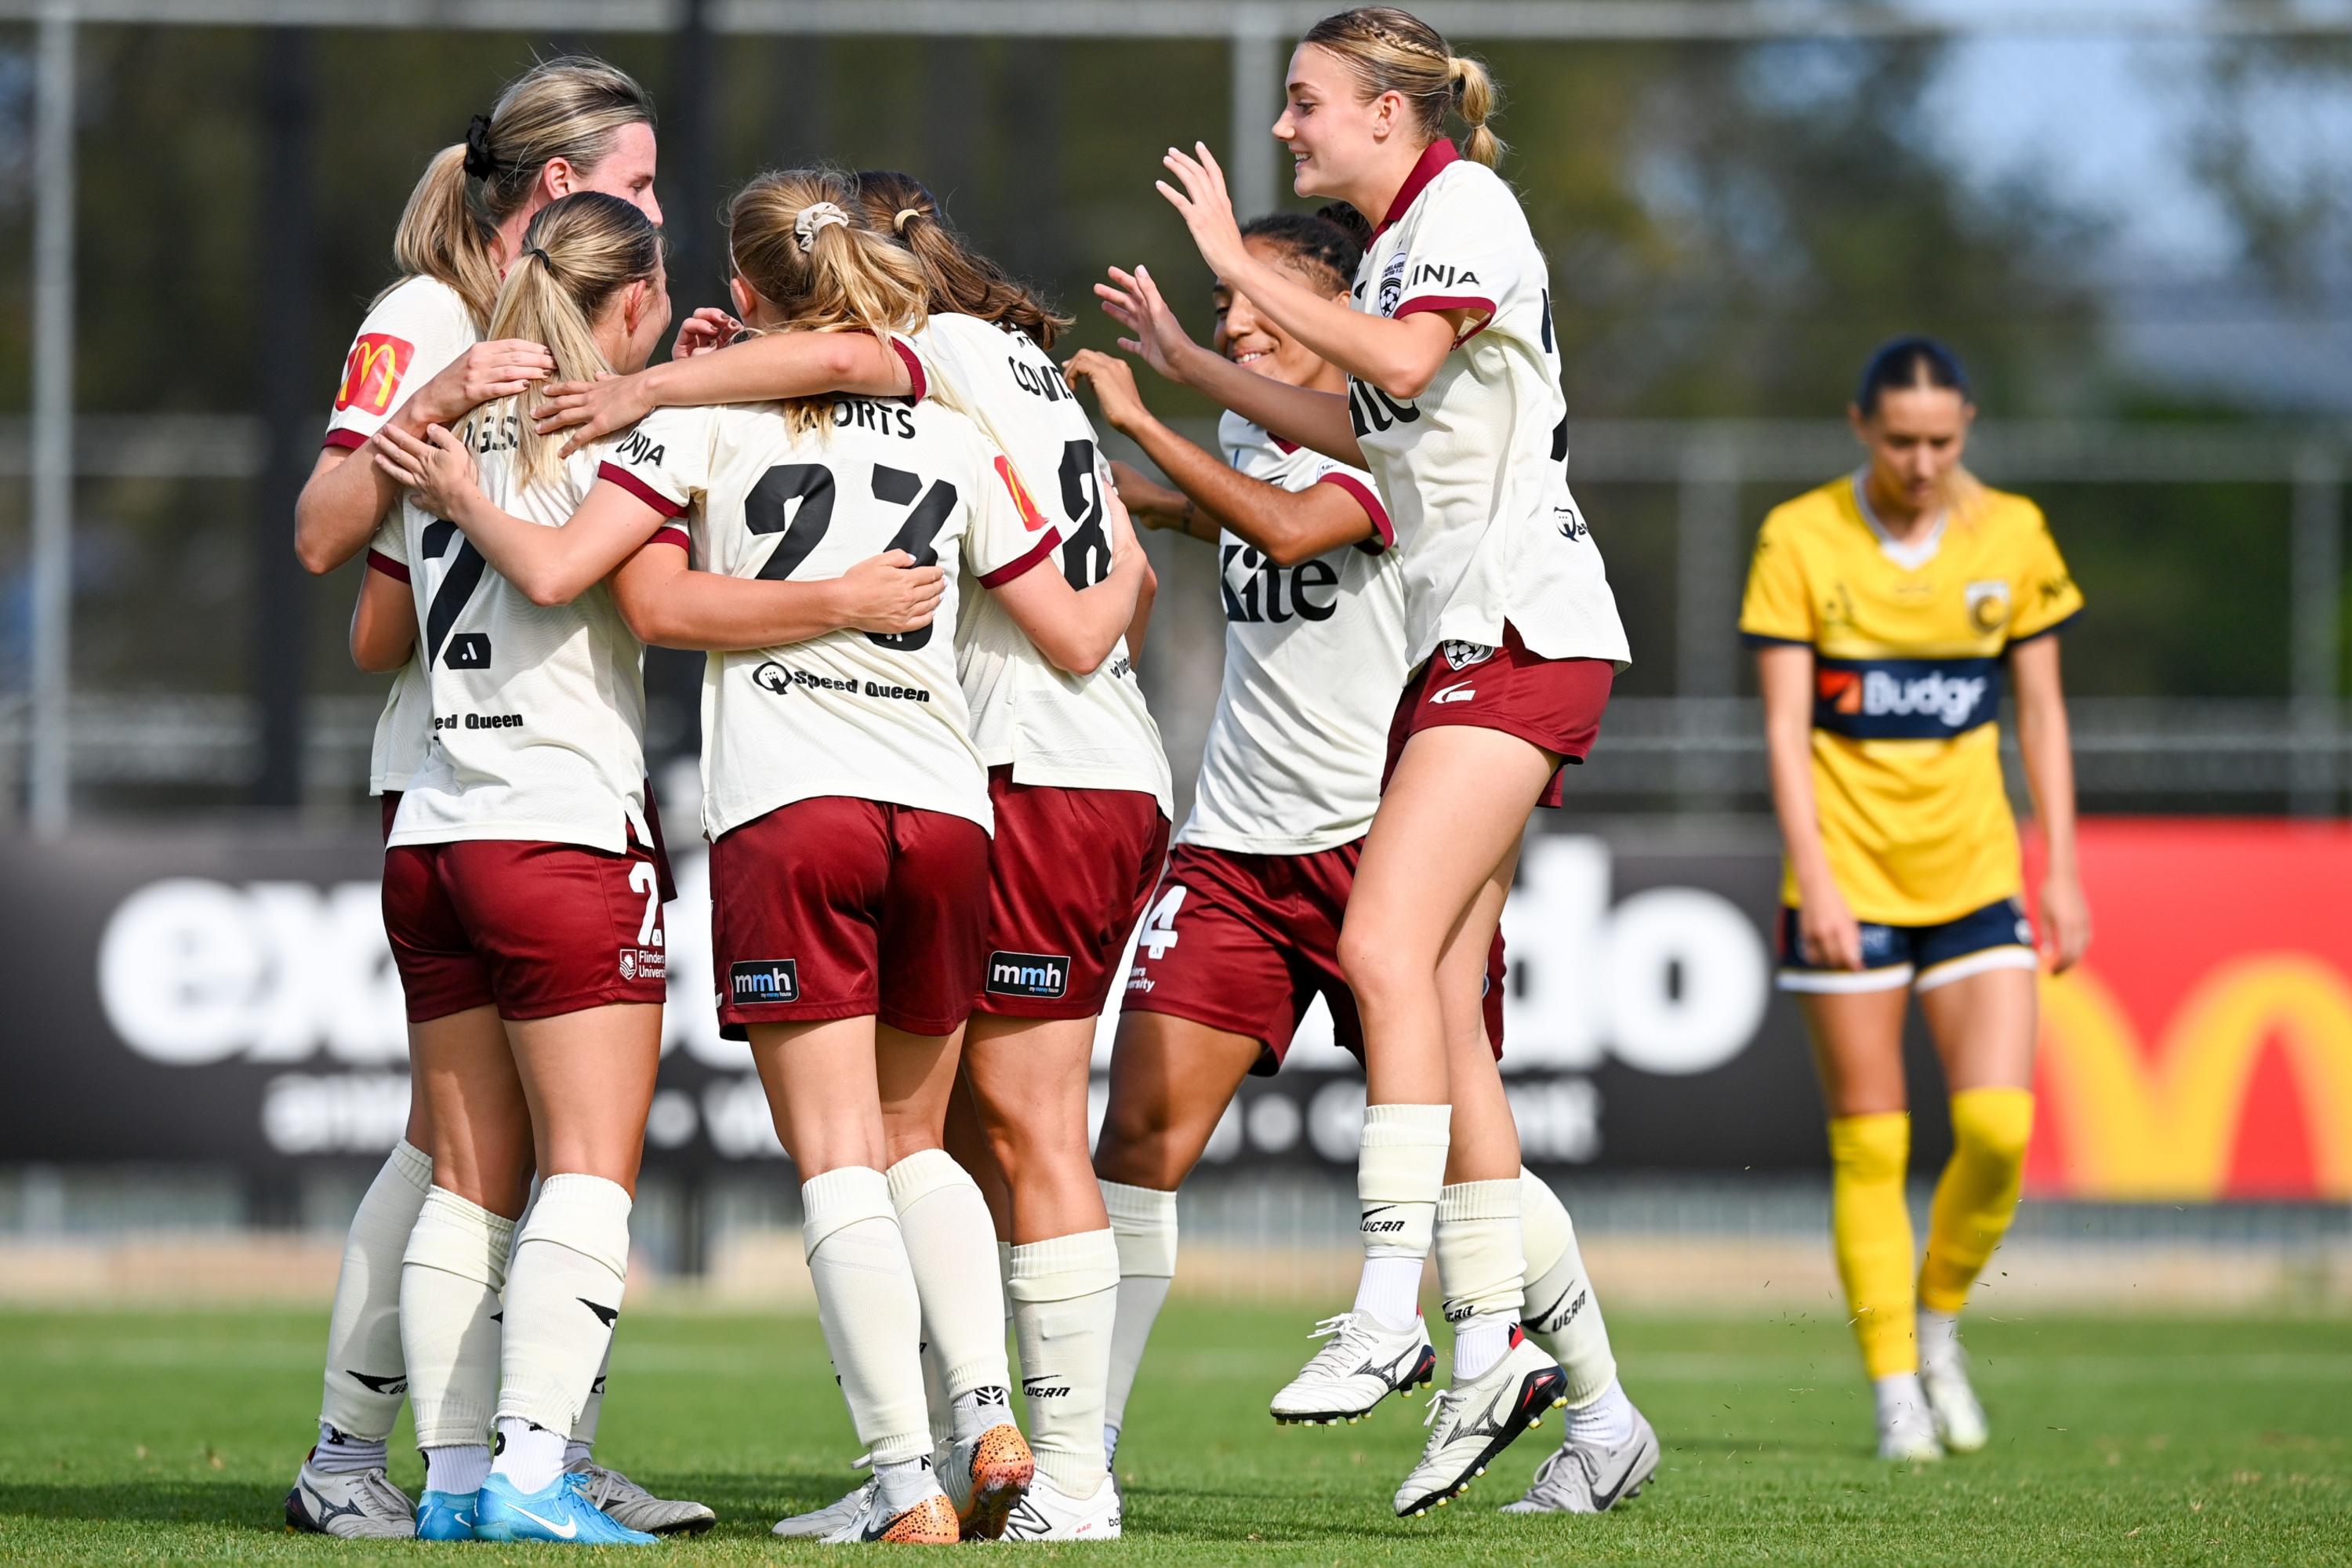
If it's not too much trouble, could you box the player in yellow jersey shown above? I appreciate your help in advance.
[1740,338,2089,1462]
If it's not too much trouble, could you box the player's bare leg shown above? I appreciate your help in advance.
[964,1015,1123,1539]
[1802,986,1940,1460]
[1913,967,2038,1454]
[1093,1013,1261,1464]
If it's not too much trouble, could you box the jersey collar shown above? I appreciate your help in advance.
[1372,138,1461,238]
[1850,470,1946,570]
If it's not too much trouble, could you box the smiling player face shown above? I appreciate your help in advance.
[1273,45,1385,201]
[1212,238,1346,392]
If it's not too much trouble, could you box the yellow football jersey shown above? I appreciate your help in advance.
[1740,474,2082,925]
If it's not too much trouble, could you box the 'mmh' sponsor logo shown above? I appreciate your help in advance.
[984,950,1069,1000]
[729,960,799,1004]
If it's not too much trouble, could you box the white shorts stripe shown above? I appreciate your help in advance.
[1776,964,1915,995]
[1913,945,2039,993]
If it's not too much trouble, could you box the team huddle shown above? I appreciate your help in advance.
[285,2,2085,1547]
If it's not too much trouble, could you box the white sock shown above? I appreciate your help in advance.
[569,1338,612,1457]
[952,1384,1013,1444]
[1452,1318,1512,1382]
[1100,1180,1178,1446]
[1875,1371,1930,1423]
[1917,1307,1961,1370]
[318,1138,432,1443]
[423,1443,491,1496]
[493,1416,568,1494]
[311,1421,388,1476]
[874,1454,938,1514]
[1517,1167,1619,1405]
[400,1185,514,1454]
[1352,1105,1450,1330]
[495,1174,630,1440]
[922,1339,955,1454]
[1436,1179,1524,1382]
[1009,1229,1120,1497]
[889,1151,1013,1403]
[803,1167,931,1465]
[563,1438,593,1469]
[1562,1377,1637,1446]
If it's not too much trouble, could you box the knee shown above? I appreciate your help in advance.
[1827,1111,1910,1185]
[1338,923,1404,1004]
[1949,1087,2034,1167]
[1093,1101,1185,1190]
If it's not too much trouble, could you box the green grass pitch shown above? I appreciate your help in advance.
[1,1302,2343,1565]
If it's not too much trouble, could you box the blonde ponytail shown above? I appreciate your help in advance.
[1446,54,1504,166]
[726,169,934,434]
[380,55,656,330]
[482,192,662,484]
[1301,8,1505,165]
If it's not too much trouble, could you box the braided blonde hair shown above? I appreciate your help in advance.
[1300,8,1503,167]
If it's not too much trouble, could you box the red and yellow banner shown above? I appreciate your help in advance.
[2029,819,2352,1200]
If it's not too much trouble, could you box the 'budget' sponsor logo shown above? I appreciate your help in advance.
[1860,670,1987,728]
[985,951,1069,1000]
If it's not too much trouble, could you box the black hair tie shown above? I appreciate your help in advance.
[523,245,552,270]
[463,114,495,180]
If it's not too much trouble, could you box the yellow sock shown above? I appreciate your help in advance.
[1828,1112,1916,1379]
[1918,1087,2034,1315]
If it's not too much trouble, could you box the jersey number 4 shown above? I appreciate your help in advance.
[746,459,960,650]
[1136,884,1187,960]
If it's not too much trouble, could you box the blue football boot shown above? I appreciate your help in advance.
[414,1488,481,1541]
[474,1468,659,1544]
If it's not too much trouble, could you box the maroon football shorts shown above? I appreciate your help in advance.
[1120,837,1505,1073]
[1385,622,1613,808]
[382,835,669,1023]
[710,794,992,1040]
[975,767,1171,1020]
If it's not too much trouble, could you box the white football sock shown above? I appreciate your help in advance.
[1100,1180,1178,1448]
[311,1421,388,1476]
[1563,1377,1638,1446]
[952,1384,1014,1445]
[1518,1167,1619,1405]
[424,1443,490,1496]
[922,1338,955,1454]
[400,1185,514,1456]
[318,1138,432,1443]
[1917,1306,1962,1370]
[889,1150,1013,1402]
[1436,1178,1524,1382]
[803,1166,931,1465]
[494,1174,630,1441]
[493,1416,568,1494]
[1352,1104,1450,1330]
[1008,1229,1120,1497]
[568,1338,612,1461]
[874,1454,938,1514]
[563,1438,593,1469]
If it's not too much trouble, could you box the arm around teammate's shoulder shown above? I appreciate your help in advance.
[612,545,944,653]
[987,492,1147,677]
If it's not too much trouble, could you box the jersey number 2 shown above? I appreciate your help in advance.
[746,459,957,650]
[421,520,490,670]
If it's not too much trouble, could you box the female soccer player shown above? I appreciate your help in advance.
[1067,207,1656,1515]
[363,191,681,1547]
[285,58,707,1541]
[1741,337,2086,1461]
[1105,6,1627,1514]
[533,173,1169,1542]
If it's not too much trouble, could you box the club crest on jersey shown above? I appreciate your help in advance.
[995,455,1051,532]
[1377,252,1409,318]
[1965,579,2012,634]
[618,946,666,982]
[335,333,413,416]
[1441,640,1497,672]
[730,960,799,1004]
[985,950,1070,1000]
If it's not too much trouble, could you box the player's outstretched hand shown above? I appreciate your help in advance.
[2038,870,2092,974]
[1064,349,1152,436]
[1795,886,1866,972]
[673,307,743,360]
[837,550,946,636]
[1098,266,1200,386]
[1157,142,1247,278]
[535,371,652,457]
[405,339,557,429]
[373,423,482,519]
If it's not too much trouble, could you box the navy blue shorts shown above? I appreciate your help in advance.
[1776,896,2036,993]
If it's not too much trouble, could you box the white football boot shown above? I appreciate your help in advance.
[773,1475,875,1540]
[816,1480,960,1545]
[1393,1333,1567,1517]
[1501,1407,1660,1514]
[998,1471,1122,1541]
[1269,1312,1437,1425]
[1875,1374,1945,1462]
[284,1453,417,1538]
[566,1458,717,1536]
[1919,1344,1989,1454]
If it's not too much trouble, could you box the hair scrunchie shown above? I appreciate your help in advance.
[794,201,850,252]
[463,114,495,180]
[893,207,925,233]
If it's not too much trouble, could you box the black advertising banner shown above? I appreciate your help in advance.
[0,825,1846,1174]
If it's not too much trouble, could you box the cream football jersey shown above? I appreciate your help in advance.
[326,274,481,797]
[617,394,1062,841]
[1179,412,1406,855]
[385,408,653,855]
[901,314,1174,815]
[1348,142,1630,674]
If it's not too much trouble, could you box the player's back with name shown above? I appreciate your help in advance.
[625,393,1046,840]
